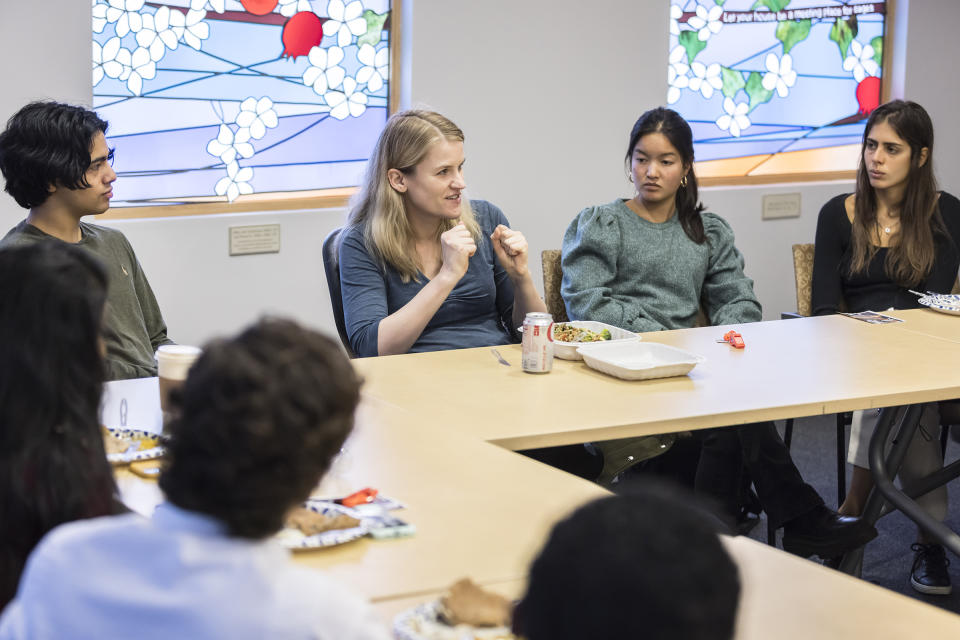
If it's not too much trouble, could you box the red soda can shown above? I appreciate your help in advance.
[521,312,554,373]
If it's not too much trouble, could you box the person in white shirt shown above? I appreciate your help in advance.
[0,318,390,640]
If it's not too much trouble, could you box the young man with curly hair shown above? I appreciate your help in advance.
[0,101,172,380]
[0,318,390,639]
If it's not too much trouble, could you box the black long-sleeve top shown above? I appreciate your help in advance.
[812,192,960,316]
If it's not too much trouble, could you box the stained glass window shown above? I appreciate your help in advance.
[668,1,886,179]
[92,0,392,206]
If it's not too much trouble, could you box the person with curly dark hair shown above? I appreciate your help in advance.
[512,483,741,640]
[0,242,118,612]
[0,318,390,639]
[0,101,173,380]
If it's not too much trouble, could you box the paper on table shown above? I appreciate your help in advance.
[101,377,163,434]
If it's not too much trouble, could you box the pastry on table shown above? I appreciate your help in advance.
[284,506,360,535]
[439,578,512,628]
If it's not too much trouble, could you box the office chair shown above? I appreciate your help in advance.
[321,227,355,358]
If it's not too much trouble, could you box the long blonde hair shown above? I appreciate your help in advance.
[345,110,480,282]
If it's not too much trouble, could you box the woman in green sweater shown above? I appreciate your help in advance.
[561,107,874,560]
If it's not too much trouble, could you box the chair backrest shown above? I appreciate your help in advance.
[791,243,816,317]
[541,249,569,322]
[321,228,355,357]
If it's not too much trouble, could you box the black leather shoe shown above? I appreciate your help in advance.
[911,543,952,595]
[781,505,877,559]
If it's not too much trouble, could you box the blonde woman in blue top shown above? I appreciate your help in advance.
[339,110,546,357]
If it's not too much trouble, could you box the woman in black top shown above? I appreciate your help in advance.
[812,100,960,594]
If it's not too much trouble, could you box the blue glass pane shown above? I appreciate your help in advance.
[93,0,391,205]
[668,1,885,165]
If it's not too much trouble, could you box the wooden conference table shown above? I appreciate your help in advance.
[352,309,960,450]
[113,308,960,638]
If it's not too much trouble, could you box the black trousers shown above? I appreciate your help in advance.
[695,421,822,530]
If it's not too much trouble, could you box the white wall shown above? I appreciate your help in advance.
[1,1,957,346]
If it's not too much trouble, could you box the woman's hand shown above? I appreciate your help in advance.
[438,223,476,283]
[491,224,530,281]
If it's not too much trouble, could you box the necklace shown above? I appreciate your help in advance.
[878,219,899,234]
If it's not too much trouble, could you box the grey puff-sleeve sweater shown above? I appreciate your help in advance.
[560,199,761,332]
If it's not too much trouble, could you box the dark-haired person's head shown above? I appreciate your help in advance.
[159,318,362,539]
[625,107,706,243]
[0,101,113,211]
[513,484,741,640]
[858,99,935,196]
[0,241,115,609]
[851,99,945,286]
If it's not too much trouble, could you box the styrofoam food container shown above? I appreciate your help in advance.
[552,321,640,361]
[576,341,706,380]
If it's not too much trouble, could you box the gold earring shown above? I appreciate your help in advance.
[680,175,688,187]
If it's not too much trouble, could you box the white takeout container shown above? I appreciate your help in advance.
[576,341,706,381]
[552,321,640,361]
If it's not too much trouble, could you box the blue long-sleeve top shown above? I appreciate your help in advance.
[338,200,517,357]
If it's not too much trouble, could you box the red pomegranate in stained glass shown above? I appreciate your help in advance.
[240,0,278,14]
[282,12,325,59]
[856,76,881,115]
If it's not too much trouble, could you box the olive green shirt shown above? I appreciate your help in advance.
[1,220,173,380]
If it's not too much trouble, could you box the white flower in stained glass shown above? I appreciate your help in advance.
[100,38,129,80]
[356,44,389,92]
[279,0,313,16]
[843,40,878,83]
[687,4,722,42]
[170,9,210,50]
[688,61,722,99]
[93,0,109,33]
[667,45,689,104]
[215,161,254,203]
[716,98,750,137]
[302,46,346,95]
[137,7,180,62]
[324,77,368,120]
[92,41,105,86]
[761,53,796,98]
[106,0,146,38]
[670,4,683,36]
[191,0,225,13]
[323,0,368,48]
[206,124,254,164]
[235,97,279,141]
[125,47,156,96]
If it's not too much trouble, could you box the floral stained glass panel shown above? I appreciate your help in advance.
[92,0,391,205]
[668,1,886,178]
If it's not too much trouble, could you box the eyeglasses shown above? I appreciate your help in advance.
[86,148,116,176]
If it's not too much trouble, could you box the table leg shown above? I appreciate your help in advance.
[868,405,960,558]
[837,405,915,575]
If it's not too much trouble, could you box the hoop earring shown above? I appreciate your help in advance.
[680,175,688,188]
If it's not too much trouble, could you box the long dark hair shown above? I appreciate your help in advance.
[625,107,706,244]
[0,242,116,610]
[851,100,948,286]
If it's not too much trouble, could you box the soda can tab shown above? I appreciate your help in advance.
[521,312,554,373]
